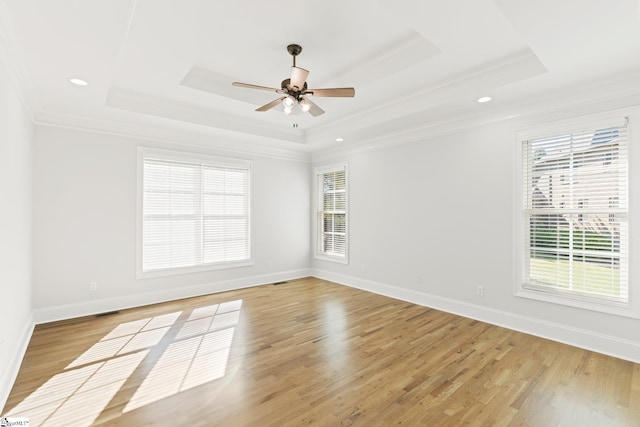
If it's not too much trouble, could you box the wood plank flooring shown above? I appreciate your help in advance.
[3,277,640,426]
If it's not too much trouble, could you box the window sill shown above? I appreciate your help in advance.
[136,260,253,280]
[515,287,639,319]
[314,253,348,265]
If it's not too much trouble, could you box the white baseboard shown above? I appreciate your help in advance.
[0,312,34,415]
[33,268,311,325]
[311,269,640,364]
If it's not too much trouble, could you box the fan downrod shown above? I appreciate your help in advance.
[287,44,302,67]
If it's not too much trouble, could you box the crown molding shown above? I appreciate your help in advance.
[105,87,306,145]
[35,109,312,163]
[312,69,640,163]
[35,67,640,166]
[305,48,547,147]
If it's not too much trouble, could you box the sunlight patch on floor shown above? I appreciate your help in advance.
[6,301,242,425]
[67,311,182,368]
[5,311,183,426]
[124,301,241,412]
[7,351,149,426]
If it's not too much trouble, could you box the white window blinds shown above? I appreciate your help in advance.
[140,149,251,274]
[522,119,628,303]
[317,165,348,261]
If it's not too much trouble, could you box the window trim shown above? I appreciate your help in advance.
[136,146,253,279]
[314,163,349,264]
[513,109,640,318]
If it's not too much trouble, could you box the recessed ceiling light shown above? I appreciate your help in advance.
[69,78,88,86]
[336,138,344,142]
[477,96,492,103]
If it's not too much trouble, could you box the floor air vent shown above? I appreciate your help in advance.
[95,311,120,317]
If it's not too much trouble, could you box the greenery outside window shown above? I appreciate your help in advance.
[516,113,637,316]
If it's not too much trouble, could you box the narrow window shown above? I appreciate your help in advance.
[315,164,348,263]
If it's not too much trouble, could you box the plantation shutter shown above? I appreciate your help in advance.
[318,167,347,258]
[142,154,250,273]
[522,119,628,302]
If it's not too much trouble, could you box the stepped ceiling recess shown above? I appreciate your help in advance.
[1,0,640,154]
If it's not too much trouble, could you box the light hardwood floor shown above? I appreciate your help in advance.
[3,277,640,426]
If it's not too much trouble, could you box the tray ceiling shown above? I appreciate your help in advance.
[1,0,639,153]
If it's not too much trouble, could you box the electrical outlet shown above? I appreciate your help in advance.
[476,285,484,297]
[361,265,366,273]
[90,281,98,292]
[417,274,423,285]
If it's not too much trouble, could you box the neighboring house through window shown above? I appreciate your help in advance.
[515,113,637,317]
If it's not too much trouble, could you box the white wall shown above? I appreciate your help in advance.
[32,125,310,322]
[0,62,34,410]
[313,104,640,363]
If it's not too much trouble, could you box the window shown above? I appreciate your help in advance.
[516,114,635,316]
[315,164,348,263]
[137,147,251,277]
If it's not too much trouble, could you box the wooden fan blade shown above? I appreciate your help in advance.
[256,97,285,112]
[305,87,355,97]
[233,82,283,93]
[290,67,309,90]
[304,97,325,117]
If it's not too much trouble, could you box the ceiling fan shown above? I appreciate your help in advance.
[232,44,355,117]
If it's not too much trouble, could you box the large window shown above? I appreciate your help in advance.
[137,147,251,277]
[315,164,348,263]
[516,114,635,315]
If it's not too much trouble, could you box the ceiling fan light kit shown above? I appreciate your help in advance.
[299,97,311,112]
[232,44,355,117]
[283,96,295,108]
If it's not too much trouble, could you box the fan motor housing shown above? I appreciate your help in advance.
[281,79,307,99]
